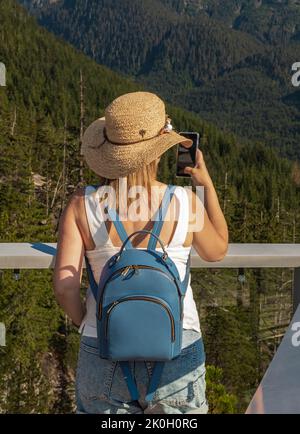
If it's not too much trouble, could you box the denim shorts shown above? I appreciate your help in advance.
[75,329,208,414]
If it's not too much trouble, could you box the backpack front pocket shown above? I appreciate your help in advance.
[105,296,175,361]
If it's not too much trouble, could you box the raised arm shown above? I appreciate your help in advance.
[185,149,228,262]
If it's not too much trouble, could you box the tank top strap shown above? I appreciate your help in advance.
[84,185,111,248]
[168,186,190,248]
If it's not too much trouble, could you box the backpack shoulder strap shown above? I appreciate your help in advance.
[84,255,98,300]
[181,252,191,294]
[91,182,133,247]
[105,206,133,248]
[119,361,140,401]
[119,360,165,408]
[85,200,133,300]
[145,361,165,403]
[147,184,176,250]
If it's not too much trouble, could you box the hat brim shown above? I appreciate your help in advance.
[82,117,193,179]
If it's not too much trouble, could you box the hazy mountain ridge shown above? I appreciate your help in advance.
[160,0,300,43]
[19,0,263,79]
[19,0,300,44]
[17,0,300,157]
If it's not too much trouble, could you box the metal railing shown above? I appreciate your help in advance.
[0,242,300,414]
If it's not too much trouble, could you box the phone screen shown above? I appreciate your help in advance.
[176,132,199,177]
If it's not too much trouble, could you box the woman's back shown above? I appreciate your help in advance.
[77,181,193,250]
[79,182,201,337]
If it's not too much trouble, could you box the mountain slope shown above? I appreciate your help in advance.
[18,0,300,157]
[160,0,300,44]
[19,0,262,80]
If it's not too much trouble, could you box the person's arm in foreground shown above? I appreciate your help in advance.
[53,189,86,326]
[184,149,229,262]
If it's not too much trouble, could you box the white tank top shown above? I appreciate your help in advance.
[79,185,201,337]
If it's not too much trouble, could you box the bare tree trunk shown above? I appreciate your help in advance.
[51,170,63,210]
[79,70,85,187]
[11,107,17,136]
[276,196,280,223]
[46,159,49,217]
[62,117,67,209]
[28,146,32,207]
[223,171,228,214]
[243,203,247,242]
[293,214,296,243]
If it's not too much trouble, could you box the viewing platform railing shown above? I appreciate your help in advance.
[0,242,300,414]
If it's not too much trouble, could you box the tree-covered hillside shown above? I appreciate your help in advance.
[1,0,300,413]
[161,0,300,44]
[18,0,300,158]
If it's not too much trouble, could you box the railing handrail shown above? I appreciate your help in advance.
[0,242,300,269]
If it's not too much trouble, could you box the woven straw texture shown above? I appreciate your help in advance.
[82,91,192,179]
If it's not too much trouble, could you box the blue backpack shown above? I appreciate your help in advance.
[85,184,198,408]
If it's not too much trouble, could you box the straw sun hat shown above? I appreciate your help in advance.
[81,91,192,179]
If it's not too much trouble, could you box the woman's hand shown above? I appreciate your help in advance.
[183,149,213,187]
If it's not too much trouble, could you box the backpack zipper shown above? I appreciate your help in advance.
[105,296,175,341]
[98,265,182,320]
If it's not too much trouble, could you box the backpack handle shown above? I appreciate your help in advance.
[117,230,168,259]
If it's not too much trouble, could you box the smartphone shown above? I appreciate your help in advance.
[176,132,199,177]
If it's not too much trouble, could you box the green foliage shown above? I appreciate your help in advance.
[205,365,238,414]
[0,269,62,413]
[203,305,259,412]
[161,1,300,44]
[19,0,300,157]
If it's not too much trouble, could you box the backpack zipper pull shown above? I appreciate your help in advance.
[107,300,119,316]
[121,266,131,277]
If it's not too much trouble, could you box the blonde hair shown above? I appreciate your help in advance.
[97,159,160,216]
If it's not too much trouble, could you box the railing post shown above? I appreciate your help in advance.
[293,267,300,314]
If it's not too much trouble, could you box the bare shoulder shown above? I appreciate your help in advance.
[63,186,85,217]
[71,186,86,201]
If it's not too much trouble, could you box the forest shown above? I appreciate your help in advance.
[0,0,300,413]
[19,0,300,158]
